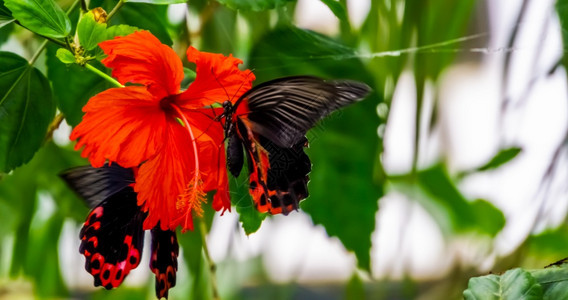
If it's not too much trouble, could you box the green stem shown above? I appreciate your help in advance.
[85,63,123,88]
[199,217,220,300]
[13,20,67,47]
[44,113,64,143]
[80,0,88,12]
[107,0,125,21]
[29,40,49,65]
[42,35,67,47]
[412,75,425,176]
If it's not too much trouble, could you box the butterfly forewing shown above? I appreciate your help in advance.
[150,228,179,299]
[60,163,135,208]
[241,76,371,148]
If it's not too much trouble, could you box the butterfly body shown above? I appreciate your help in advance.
[220,76,370,214]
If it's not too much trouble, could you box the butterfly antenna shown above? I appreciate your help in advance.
[210,67,255,108]
[210,67,232,103]
[187,108,216,120]
[228,69,255,104]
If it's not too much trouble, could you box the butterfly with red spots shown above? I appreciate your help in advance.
[220,76,371,214]
[61,164,179,299]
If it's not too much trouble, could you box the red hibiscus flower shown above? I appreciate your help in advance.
[70,31,255,231]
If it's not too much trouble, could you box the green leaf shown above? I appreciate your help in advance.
[113,3,172,46]
[527,228,568,259]
[531,265,568,299]
[46,45,110,127]
[230,172,266,235]
[0,0,11,17]
[75,9,139,60]
[199,5,237,54]
[463,274,502,299]
[464,268,543,300]
[92,25,139,60]
[390,165,505,236]
[418,165,505,235]
[216,0,293,11]
[105,24,139,40]
[55,48,75,64]
[125,0,186,4]
[0,5,14,46]
[248,26,364,80]
[477,147,522,172]
[77,11,108,51]
[77,11,139,53]
[181,67,197,89]
[248,26,382,271]
[4,0,71,38]
[470,199,506,236]
[0,52,55,172]
[319,0,348,22]
[418,165,486,233]
[0,0,14,29]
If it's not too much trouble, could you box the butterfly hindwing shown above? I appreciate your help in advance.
[235,120,311,214]
[61,165,145,290]
[79,187,146,289]
[240,76,370,148]
[259,135,311,214]
[150,228,179,299]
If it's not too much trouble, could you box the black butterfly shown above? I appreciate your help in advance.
[219,76,371,215]
[61,164,178,299]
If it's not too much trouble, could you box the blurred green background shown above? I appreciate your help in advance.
[1,0,568,299]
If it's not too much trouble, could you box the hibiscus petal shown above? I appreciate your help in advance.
[211,149,231,213]
[175,47,256,108]
[136,109,231,231]
[100,31,184,99]
[135,118,195,231]
[70,86,166,168]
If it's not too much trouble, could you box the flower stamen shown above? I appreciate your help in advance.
[170,103,206,230]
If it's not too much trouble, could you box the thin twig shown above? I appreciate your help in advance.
[44,113,65,143]
[106,0,125,21]
[84,63,123,88]
[29,40,49,65]
[33,0,80,142]
[500,0,530,115]
[198,217,220,300]
[12,20,67,47]
[411,77,425,175]
[80,0,88,13]
[189,1,219,39]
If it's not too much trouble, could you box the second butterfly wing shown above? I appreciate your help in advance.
[227,76,370,214]
[61,165,179,299]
